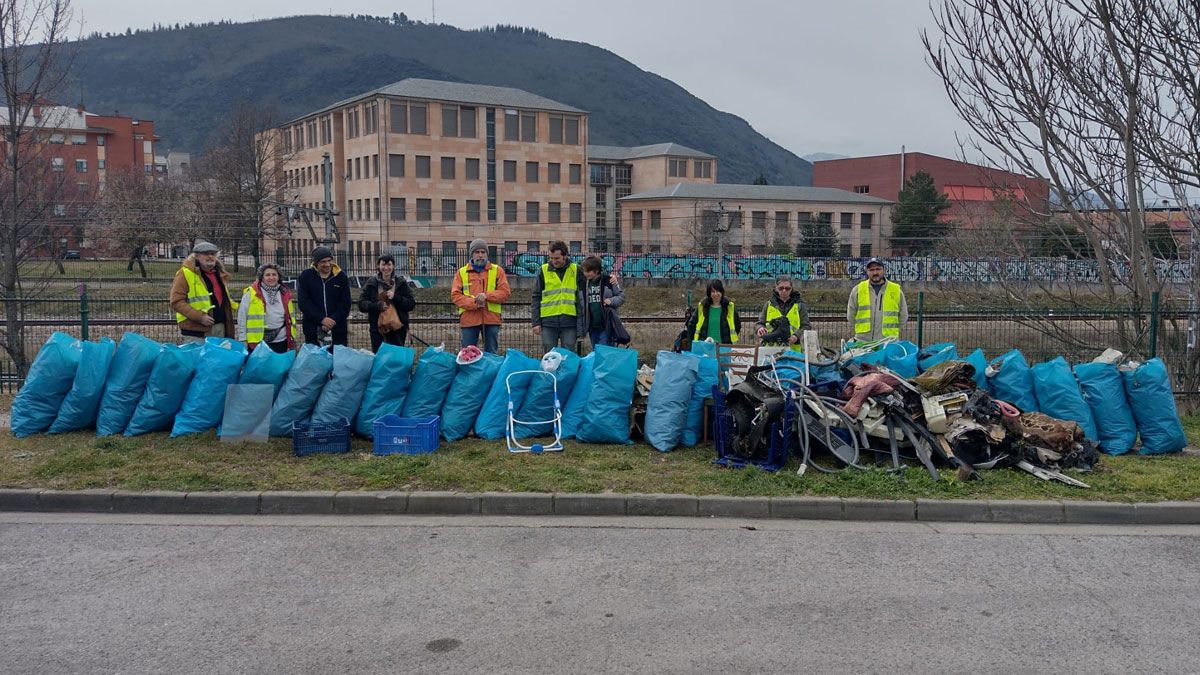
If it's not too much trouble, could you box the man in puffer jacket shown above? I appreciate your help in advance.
[296,246,352,346]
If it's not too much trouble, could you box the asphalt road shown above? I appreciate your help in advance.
[1,513,1198,674]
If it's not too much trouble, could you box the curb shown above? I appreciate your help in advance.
[0,488,1197,524]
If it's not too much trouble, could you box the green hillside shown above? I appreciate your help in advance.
[70,15,812,185]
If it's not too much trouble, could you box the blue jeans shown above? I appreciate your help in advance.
[540,325,577,353]
[461,324,500,353]
[589,329,609,348]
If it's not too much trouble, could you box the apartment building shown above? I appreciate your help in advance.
[586,143,716,252]
[270,79,589,268]
[619,184,894,256]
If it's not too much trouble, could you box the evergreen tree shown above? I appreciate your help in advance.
[1039,220,1093,258]
[797,215,837,257]
[752,173,769,185]
[890,170,952,255]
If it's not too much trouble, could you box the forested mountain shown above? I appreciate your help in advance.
[71,15,812,185]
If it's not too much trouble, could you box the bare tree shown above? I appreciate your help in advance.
[90,167,187,277]
[0,0,76,375]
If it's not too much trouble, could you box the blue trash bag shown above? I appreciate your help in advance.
[95,333,162,436]
[918,342,958,373]
[987,349,1039,413]
[1075,362,1137,455]
[849,346,888,367]
[171,338,248,437]
[882,341,919,378]
[269,344,334,437]
[474,349,540,440]
[355,343,415,438]
[238,345,296,400]
[1123,358,1187,455]
[10,332,84,438]
[1031,357,1098,442]
[682,346,720,446]
[560,352,595,440]
[400,346,458,418]
[218,383,274,443]
[441,352,504,441]
[125,343,203,436]
[645,351,700,452]
[964,348,989,391]
[516,349,582,438]
[48,338,116,434]
[577,345,639,445]
[312,346,376,426]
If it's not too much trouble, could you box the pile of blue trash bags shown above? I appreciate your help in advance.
[8,332,659,448]
[844,340,1187,456]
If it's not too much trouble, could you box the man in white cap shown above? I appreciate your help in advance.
[847,257,907,341]
[170,240,235,342]
[451,238,510,353]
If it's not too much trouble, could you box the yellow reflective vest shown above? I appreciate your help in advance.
[694,301,739,343]
[765,301,804,353]
[854,280,902,339]
[175,266,224,324]
[458,265,502,315]
[241,285,297,346]
[540,263,578,318]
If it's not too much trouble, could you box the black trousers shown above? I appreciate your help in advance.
[302,323,348,347]
[369,327,407,353]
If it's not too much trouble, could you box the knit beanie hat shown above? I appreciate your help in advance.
[311,246,333,263]
[469,239,488,254]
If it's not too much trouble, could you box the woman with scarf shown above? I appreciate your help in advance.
[236,263,298,353]
[359,253,416,352]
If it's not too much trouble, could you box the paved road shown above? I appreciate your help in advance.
[1,513,1197,674]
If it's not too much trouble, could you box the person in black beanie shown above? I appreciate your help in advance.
[359,253,416,351]
[296,246,351,346]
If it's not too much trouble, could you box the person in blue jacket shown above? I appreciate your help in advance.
[296,246,351,347]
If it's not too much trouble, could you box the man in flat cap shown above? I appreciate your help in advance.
[170,241,236,342]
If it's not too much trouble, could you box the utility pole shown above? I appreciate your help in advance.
[714,201,735,281]
[261,151,341,255]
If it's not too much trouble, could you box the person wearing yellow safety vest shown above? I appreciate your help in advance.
[451,238,511,353]
[685,279,741,345]
[169,241,235,342]
[236,263,297,353]
[754,275,811,352]
[846,258,908,341]
[531,240,585,353]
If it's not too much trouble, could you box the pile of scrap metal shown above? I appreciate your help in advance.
[719,352,1098,487]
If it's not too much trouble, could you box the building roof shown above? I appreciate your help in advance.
[588,142,715,161]
[0,105,90,130]
[620,183,893,204]
[289,78,585,125]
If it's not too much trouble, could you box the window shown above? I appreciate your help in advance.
[503,160,517,182]
[465,158,480,180]
[650,210,662,229]
[840,244,853,257]
[346,107,359,138]
[861,243,873,257]
[74,159,87,173]
[53,203,66,216]
[570,241,582,253]
[854,185,870,194]
[525,161,538,183]
[442,105,458,137]
[548,202,561,223]
[364,102,377,134]
[818,212,833,224]
[52,158,64,172]
[668,159,688,177]
[595,187,607,208]
[416,198,432,221]
[96,135,106,147]
[547,163,561,184]
[752,244,767,254]
[466,200,481,222]
[565,117,579,145]
[504,201,518,223]
[365,199,372,220]
[569,164,582,184]
[632,211,643,230]
[373,154,379,177]
[306,120,317,148]
[860,213,874,228]
[521,112,536,142]
[633,244,644,253]
[775,212,789,227]
[320,115,332,144]
[752,211,767,229]
[354,157,362,180]
[374,198,380,219]
[694,160,713,178]
[527,241,541,251]
[441,156,456,179]
[71,134,86,145]
[442,105,476,138]
[49,133,64,144]
[390,101,427,134]
[390,198,406,221]
[346,159,353,179]
[526,201,540,224]
[840,212,853,229]
[389,154,405,177]
[504,110,519,141]
[97,159,105,170]
[442,199,457,222]
[569,203,582,223]
[416,155,431,178]
[417,241,433,257]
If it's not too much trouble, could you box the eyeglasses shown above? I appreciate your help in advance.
[776,286,792,292]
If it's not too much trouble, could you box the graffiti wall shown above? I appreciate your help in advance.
[500,252,1192,284]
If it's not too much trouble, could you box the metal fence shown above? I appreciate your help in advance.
[1,291,1196,401]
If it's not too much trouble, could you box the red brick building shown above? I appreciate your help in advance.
[811,151,1050,225]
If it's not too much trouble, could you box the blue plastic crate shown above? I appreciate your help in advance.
[711,385,793,472]
[292,417,351,456]
[373,414,440,455]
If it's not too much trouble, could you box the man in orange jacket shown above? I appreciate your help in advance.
[451,238,511,353]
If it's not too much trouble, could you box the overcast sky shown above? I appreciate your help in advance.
[72,0,971,161]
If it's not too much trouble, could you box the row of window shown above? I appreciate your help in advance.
[285,101,583,150]
[285,156,585,187]
[344,197,585,224]
[667,158,713,179]
[46,133,106,146]
[743,211,876,228]
[51,158,105,172]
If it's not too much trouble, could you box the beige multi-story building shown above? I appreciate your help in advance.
[619,184,894,256]
[268,79,589,270]
[586,143,717,252]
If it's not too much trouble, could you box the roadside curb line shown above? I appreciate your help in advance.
[1,489,1197,524]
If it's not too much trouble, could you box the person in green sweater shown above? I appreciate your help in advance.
[685,279,741,344]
